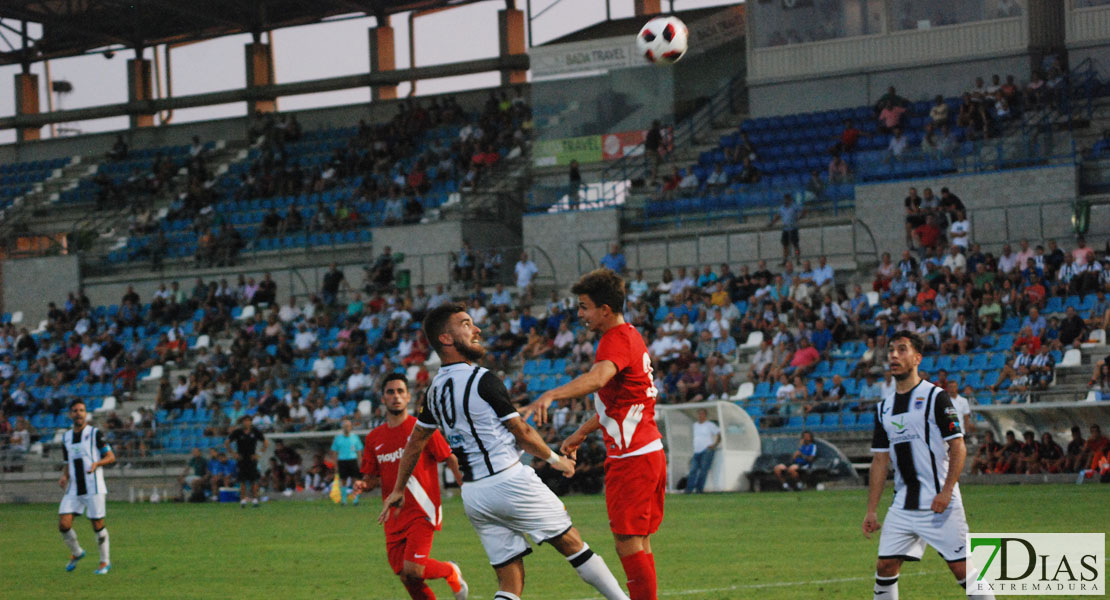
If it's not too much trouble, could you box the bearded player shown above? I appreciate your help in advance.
[58,399,115,574]
[862,331,996,599]
[524,268,666,600]
[354,373,469,600]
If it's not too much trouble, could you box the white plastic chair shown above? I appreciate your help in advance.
[10,311,23,325]
[741,330,763,349]
[97,396,117,413]
[142,364,164,382]
[1059,348,1082,368]
[357,400,373,417]
[193,334,210,350]
[731,381,754,401]
[237,305,256,321]
[866,291,879,307]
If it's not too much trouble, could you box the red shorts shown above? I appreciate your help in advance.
[604,449,667,536]
[386,519,436,574]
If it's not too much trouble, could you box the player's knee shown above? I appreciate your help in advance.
[875,558,901,577]
[399,564,423,582]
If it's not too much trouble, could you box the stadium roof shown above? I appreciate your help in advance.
[0,0,486,66]
[537,6,726,46]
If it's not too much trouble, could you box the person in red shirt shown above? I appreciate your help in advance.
[355,374,468,600]
[524,268,665,600]
[912,215,942,251]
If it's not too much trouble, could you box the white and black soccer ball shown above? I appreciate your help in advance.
[636,16,689,65]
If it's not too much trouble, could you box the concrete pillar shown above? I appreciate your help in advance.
[126,58,155,128]
[498,8,526,87]
[13,73,41,142]
[634,0,662,17]
[245,43,278,114]
[368,19,397,101]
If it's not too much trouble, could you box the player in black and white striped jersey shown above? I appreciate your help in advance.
[379,303,629,600]
[862,331,995,600]
[58,399,115,575]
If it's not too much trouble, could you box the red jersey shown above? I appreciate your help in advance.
[361,415,453,539]
[594,323,662,458]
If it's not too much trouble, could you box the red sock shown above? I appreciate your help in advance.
[402,579,435,600]
[418,558,454,580]
[620,551,657,600]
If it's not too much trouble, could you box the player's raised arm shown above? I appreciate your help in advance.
[377,425,434,524]
[522,359,618,426]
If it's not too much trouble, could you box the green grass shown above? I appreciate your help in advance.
[2,485,1106,599]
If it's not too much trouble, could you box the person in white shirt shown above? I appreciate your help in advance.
[941,245,967,273]
[312,400,331,426]
[686,409,721,494]
[677,166,699,194]
[88,353,109,381]
[278,297,301,323]
[514,251,538,289]
[291,400,310,425]
[79,336,101,364]
[660,313,683,337]
[345,362,373,399]
[748,340,775,382]
[945,380,972,436]
[312,351,335,383]
[293,324,317,356]
[997,243,1019,274]
[468,299,488,327]
[706,308,729,341]
[706,164,727,187]
[948,210,970,250]
[885,128,908,161]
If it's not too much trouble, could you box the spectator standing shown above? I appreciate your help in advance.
[600,244,627,276]
[769,194,805,266]
[514,251,538,290]
[321,263,347,307]
[645,120,665,183]
[686,408,720,494]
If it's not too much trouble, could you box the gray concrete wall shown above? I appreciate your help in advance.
[748,54,1030,118]
[75,219,489,309]
[855,165,1080,258]
[523,208,620,287]
[2,254,80,325]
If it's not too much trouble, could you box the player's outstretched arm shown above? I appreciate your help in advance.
[521,360,617,426]
[862,451,890,539]
[561,414,601,461]
[378,425,434,525]
[931,437,966,513]
[503,416,575,478]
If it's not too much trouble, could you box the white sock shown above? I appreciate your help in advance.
[493,592,521,600]
[874,573,898,599]
[567,544,630,600]
[61,529,83,556]
[95,528,110,565]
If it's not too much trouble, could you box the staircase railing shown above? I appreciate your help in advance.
[596,73,747,205]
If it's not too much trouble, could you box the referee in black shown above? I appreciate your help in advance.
[227,415,268,508]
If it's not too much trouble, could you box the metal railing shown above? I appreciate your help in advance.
[596,73,748,205]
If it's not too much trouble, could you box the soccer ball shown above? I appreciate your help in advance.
[636,16,688,65]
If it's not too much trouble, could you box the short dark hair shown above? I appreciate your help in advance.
[380,372,409,394]
[423,302,467,353]
[69,399,86,410]
[888,330,924,355]
[570,268,625,314]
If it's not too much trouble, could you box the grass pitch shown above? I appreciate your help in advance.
[2,484,1106,599]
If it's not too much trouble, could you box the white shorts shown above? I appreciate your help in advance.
[59,494,107,520]
[878,502,968,563]
[460,462,574,567]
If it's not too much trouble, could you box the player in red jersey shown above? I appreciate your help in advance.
[354,373,469,600]
[523,268,666,600]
